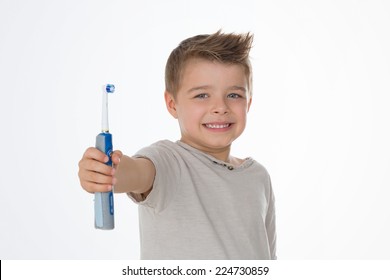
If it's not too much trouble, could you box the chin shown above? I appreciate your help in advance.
[203,139,234,150]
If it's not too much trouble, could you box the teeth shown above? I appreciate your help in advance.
[205,123,230,129]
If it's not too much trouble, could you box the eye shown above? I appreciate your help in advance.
[194,93,208,99]
[227,93,242,99]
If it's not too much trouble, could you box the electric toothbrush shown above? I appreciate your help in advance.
[94,84,115,230]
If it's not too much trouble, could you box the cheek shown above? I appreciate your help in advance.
[179,104,204,121]
[177,105,204,130]
[232,102,249,118]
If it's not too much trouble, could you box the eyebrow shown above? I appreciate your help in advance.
[187,85,247,94]
[227,85,247,93]
[187,85,212,94]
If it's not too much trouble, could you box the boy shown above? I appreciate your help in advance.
[78,30,276,260]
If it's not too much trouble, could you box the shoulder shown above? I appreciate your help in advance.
[134,140,188,169]
[251,160,270,175]
[245,158,272,186]
[135,140,179,155]
[140,139,180,151]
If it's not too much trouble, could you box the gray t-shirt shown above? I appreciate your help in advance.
[128,140,276,260]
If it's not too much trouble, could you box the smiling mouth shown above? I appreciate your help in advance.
[203,123,232,129]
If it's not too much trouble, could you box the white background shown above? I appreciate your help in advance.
[0,0,389,259]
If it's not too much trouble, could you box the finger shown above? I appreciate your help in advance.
[83,147,109,163]
[79,157,113,176]
[79,166,115,184]
[79,169,115,188]
[81,180,113,193]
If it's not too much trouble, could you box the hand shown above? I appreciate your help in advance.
[78,147,123,193]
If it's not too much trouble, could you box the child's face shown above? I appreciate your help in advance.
[165,58,252,156]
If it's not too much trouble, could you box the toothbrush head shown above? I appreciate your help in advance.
[105,84,115,94]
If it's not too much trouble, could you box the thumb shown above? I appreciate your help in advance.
[111,150,123,167]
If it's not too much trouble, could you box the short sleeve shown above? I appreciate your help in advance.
[127,141,183,213]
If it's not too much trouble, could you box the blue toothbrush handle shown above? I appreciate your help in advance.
[94,132,115,230]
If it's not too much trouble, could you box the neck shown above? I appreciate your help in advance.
[206,147,232,163]
[179,138,232,162]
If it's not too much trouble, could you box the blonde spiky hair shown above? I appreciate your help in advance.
[165,30,254,97]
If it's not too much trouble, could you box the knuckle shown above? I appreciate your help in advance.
[85,147,99,158]
[78,158,86,169]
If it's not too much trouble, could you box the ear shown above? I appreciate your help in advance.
[164,91,178,119]
[247,97,252,113]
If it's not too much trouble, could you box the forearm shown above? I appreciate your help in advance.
[113,155,155,194]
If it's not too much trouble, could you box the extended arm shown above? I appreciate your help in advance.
[78,148,155,196]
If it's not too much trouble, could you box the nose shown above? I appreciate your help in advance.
[211,98,229,115]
